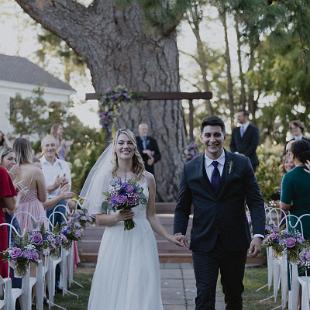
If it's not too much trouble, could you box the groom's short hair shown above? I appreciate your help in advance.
[201,116,226,133]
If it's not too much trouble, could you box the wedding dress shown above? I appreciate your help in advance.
[88,179,163,310]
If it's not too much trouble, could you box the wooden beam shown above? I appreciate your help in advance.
[85,91,212,101]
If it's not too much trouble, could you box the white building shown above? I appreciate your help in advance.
[0,54,75,134]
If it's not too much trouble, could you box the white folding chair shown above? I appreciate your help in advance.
[259,207,288,309]
[0,276,11,310]
[0,223,23,310]
[10,211,50,310]
[287,214,310,310]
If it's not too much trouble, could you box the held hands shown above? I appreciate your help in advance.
[166,234,187,247]
[248,237,262,257]
[172,233,189,248]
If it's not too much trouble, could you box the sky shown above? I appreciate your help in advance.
[0,1,240,128]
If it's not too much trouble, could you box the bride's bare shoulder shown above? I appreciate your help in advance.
[142,171,155,186]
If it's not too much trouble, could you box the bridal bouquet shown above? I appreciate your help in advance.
[102,178,147,230]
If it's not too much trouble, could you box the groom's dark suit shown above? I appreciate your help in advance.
[174,150,265,310]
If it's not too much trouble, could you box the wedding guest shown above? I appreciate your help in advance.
[0,130,12,148]
[284,120,310,154]
[230,109,260,171]
[136,123,161,174]
[13,138,47,232]
[0,147,20,229]
[271,154,295,201]
[0,146,16,172]
[50,123,72,160]
[40,135,73,226]
[280,140,310,239]
[0,166,16,278]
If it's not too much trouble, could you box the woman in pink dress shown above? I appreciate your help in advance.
[13,138,47,232]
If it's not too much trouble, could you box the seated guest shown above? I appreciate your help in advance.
[13,138,47,232]
[136,123,161,175]
[40,135,73,225]
[280,140,310,239]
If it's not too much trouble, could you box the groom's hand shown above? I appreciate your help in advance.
[248,237,262,257]
[174,233,189,248]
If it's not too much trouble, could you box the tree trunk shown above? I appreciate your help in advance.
[234,13,246,111]
[220,7,235,130]
[187,3,213,115]
[15,0,186,201]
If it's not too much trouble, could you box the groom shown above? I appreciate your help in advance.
[174,116,265,310]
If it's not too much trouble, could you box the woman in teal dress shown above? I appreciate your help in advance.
[280,140,310,239]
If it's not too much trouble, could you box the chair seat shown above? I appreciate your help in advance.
[51,257,62,267]
[30,277,37,288]
[11,288,22,301]
[0,300,5,309]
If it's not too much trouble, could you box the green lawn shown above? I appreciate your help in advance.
[45,267,281,310]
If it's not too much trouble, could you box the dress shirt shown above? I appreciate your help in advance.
[204,150,225,181]
[293,135,303,141]
[40,156,71,199]
[240,121,250,137]
[204,150,263,240]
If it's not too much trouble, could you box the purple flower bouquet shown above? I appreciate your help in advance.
[2,236,40,277]
[102,178,147,230]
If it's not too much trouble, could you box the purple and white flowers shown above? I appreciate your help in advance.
[2,235,40,277]
[263,225,306,262]
[102,178,147,230]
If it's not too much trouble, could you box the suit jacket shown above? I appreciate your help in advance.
[230,123,260,169]
[136,136,161,174]
[174,151,265,252]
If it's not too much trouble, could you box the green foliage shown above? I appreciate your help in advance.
[255,141,283,201]
[37,30,86,82]
[9,88,105,194]
[10,88,72,139]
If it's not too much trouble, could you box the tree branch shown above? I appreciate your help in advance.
[15,0,93,57]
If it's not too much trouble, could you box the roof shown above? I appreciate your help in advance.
[0,54,74,92]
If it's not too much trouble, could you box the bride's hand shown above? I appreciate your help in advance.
[114,210,134,222]
[166,234,187,247]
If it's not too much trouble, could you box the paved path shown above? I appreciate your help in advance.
[161,263,225,310]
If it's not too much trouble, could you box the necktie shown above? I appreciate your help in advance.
[142,137,147,150]
[211,161,221,193]
[240,125,245,137]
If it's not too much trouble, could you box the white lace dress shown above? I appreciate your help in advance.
[88,180,163,310]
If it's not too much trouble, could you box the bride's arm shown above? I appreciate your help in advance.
[95,210,133,226]
[146,173,183,246]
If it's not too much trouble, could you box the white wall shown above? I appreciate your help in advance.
[0,80,74,134]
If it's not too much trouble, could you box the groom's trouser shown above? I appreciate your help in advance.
[192,242,247,310]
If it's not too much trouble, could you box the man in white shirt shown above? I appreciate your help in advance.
[40,135,73,226]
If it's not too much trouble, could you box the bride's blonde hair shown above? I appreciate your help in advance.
[112,129,145,178]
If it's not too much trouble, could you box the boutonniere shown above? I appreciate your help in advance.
[228,161,234,174]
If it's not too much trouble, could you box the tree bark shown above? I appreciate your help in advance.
[15,0,186,201]
[220,7,235,130]
[187,2,213,115]
[234,13,246,111]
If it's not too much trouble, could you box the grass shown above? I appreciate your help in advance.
[44,266,282,310]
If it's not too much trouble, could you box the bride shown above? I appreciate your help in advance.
[81,128,183,310]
